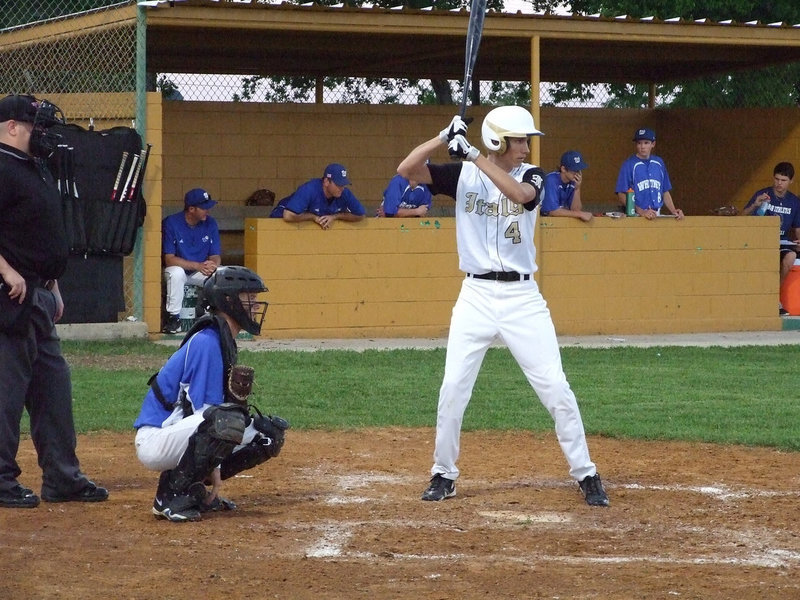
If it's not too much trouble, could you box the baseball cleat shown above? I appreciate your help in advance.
[579,473,609,507]
[421,474,456,501]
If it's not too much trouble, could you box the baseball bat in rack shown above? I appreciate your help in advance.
[118,153,139,203]
[128,144,151,201]
[109,151,129,201]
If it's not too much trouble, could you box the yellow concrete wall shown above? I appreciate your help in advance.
[536,215,779,335]
[142,93,165,334]
[159,102,800,218]
[243,216,780,339]
[143,99,798,335]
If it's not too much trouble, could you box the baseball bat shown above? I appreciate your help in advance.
[127,148,145,201]
[128,143,151,201]
[450,0,487,160]
[459,0,487,118]
[109,151,129,201]
[118,153,139,203]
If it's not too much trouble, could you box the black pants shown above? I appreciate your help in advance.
[0,287,88,495]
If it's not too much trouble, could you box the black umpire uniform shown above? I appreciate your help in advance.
[0,94,107,508]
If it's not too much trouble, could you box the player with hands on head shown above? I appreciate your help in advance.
[542,150,593,222]
[134,266,289,522]
[376,173,432,218]
[615,128,683,220]
[397,106,609,508]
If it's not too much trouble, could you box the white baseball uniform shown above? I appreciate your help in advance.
[427,160,597,482]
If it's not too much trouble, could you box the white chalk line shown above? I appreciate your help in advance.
[298,471,800,569]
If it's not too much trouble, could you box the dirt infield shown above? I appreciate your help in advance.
[3,429,799,599]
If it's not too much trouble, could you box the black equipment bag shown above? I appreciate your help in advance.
[48,124,147,256]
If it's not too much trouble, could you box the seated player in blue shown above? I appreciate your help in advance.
[541,150,593,222]
[161,188,222,333]
[615,128,684,220]
[741,161,800,307]
[269,163,365,229]
[134,266,289,522]
[376,173,432,217]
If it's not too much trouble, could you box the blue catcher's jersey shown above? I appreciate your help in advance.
[133,327,225,429]
[615,155,672,211]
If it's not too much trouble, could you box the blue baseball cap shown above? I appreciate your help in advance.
[633,128,656,142]
[184,188,217,210]
[323,163,351,186]
[560,150,588,171]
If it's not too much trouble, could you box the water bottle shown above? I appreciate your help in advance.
[756,199,769,216]
[625,188,635,217]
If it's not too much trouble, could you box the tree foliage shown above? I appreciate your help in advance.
[527,0,800,108]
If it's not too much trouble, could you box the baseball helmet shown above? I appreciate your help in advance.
[481,106,543,155]
[201,266,269,335]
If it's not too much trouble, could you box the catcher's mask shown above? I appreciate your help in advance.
[0,94,66,159]
[201,266,268,335]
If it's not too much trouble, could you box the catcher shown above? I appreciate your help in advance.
[133,266,289,522]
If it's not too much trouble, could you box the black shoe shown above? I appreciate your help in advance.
[579,473,609,507]
[421,474,456,501]
[152,481,205,523]
[0,484,40,508]
[162,314,181,334]
[780,307,789,316]
[42,480,109,503]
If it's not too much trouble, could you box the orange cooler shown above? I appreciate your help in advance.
[780,266,800,315]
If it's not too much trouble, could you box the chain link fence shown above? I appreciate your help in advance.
[1,1,141,323]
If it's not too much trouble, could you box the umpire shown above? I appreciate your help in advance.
[0,94,107,508]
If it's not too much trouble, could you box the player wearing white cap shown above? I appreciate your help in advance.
[397,106,608,506]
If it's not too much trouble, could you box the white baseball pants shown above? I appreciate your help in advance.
[431,277,597,482]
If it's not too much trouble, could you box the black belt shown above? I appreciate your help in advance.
[467,271,530,282]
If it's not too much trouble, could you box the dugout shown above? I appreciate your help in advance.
[2,1,800,337]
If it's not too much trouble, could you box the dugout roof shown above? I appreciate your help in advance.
[139,1,800,85]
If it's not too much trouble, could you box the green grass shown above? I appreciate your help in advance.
[43,340,800,451]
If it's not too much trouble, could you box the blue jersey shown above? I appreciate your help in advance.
[380,174,432,216]
[162,211,221,263]
[133,328,225,429]
[541,171,576,215]
[744,187,800,242]
[270,178,366,218]
[615,155,672,211]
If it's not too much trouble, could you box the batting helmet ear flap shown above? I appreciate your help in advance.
[481,105,543,154]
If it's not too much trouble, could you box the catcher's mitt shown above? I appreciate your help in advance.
[226,364,254,405]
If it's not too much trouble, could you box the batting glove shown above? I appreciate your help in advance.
[448,134,480,162]
[439,115,469,144]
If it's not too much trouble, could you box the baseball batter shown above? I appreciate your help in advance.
[397,107,608,506]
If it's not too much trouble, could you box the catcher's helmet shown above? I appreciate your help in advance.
[481,106,543,155]
[201,266,268,335]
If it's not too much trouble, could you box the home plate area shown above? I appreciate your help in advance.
[3,429,800,599]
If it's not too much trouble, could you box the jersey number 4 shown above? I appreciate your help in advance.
[505,221,522,244]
